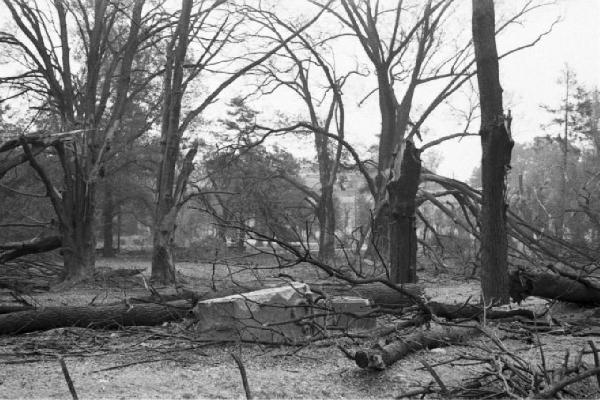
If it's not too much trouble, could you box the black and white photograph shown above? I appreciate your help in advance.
[0,0,599,398]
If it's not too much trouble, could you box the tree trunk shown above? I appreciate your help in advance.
[0,236,62,263]
[509,270,600,305]
[0,301,192,335]
[60,182,97,282]
[151,0,193,285]
[318,185,336,260]
[102,185,115,257]
[473,0,512,304]
[354,323,479,370]
[311,282,423,307]
[151,226,176,284]
[387,141,421,283]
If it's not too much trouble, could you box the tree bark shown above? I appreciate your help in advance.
[387,141,421,283]
[0,301,192,335]
[0,236,62,263]
[317,185,336,260]
[102,184,115,257]
[60,182,97,282]
[311,282,423,307]
[354,323,479,370]
[509,270,600,305]
[472,0,513,304]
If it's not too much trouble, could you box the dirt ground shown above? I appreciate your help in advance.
[1,255,599,399]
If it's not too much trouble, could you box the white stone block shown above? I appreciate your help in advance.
[192,282,315,343]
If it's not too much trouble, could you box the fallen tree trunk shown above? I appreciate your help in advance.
[353,323,479,370]
[509,270,600,305]
[0,305,34,314]
[428,301,535,320]
[0,236,62,263]
[311,282,423,307]
[0,300,192,335]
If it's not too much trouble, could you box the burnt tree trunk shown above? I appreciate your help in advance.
[472,0,513,304]
[387,141,421,283]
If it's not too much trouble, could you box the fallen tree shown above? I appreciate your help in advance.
[352,323,480,370]
[427,301,536,320]
[0,236,62,264]
[510,269,600,305]
[311,282,423,308]
[0,300,192,335]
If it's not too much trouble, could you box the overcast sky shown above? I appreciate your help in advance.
[1,0,597,181]
[415,0,600,179]
[234,0,600,181]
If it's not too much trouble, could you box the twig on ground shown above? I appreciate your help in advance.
[231,352,253,400]
[535,366,600,399]
[420,359,449,397]
[58,357,78,400]
[337,344,355,361]
[588,340,600,389]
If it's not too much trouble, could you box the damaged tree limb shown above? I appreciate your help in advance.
[353,323,479,370]
[0,236,62,263]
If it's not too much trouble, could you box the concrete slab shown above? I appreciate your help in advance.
[322,296,377,331]
[192,283,377,344]
[192,282,315,343]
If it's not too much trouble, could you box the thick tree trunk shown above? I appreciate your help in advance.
[387,141,421,283]
[102,185,115,257]
[0,301,192,335]
[151,221,176,284]
[473,0,512,304]
[509,270,600,305]
[60,183,97,282]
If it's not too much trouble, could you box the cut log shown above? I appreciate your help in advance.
[311,282,423,307]
[510,270,600,305]
[0,300,192,335]
[353,323,479,370]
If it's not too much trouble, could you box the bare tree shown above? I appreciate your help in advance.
[310,0,555,283]
[150,0,329,284]
[0,0,164,283]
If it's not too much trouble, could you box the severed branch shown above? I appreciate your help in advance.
[0,236,62,263]
[231,353,253,400]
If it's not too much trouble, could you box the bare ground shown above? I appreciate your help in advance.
[1,255,599,399]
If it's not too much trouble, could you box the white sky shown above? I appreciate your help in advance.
[413,0,600,179]
[227,0,600,180]
[1,0,598,181]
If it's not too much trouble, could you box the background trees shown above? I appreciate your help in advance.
[0,0,594,297]
[0,0,161,282]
